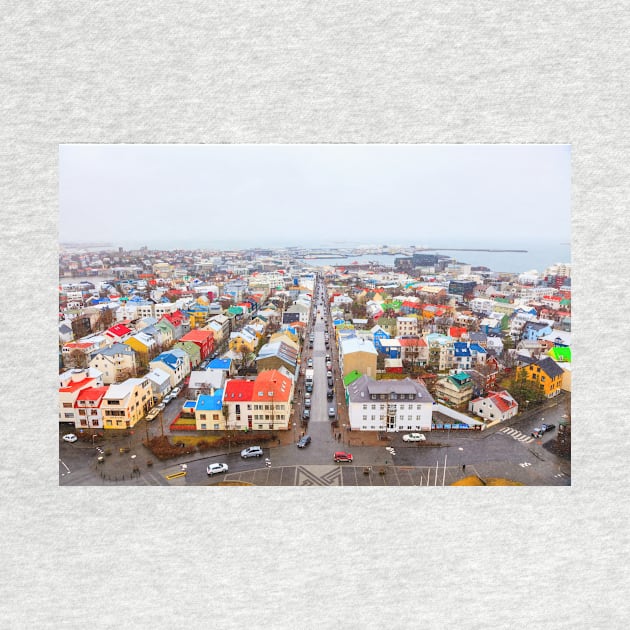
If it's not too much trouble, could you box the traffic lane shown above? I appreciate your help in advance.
[178,448,272,484]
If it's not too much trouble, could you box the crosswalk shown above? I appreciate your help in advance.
[499,427,535,444]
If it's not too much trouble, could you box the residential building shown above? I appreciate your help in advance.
[425,333,455,372]
[396,316,418,337]
[398,337,428,367]
[89,343,138,384]
[74,386,108,429]
[223,369,293,431]
[101,377,153,429]
[469,390,518,423]
[516,356,564,398]
[434,371,475,408]
[179,329,215,360]
[346,375,434,432]
[195,389,226,431]
[255,340,299,375]
[149,348,191,388]
[59,368,103,424]
[339,337,378,379]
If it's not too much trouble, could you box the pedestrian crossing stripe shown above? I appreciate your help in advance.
[499,427,534,443]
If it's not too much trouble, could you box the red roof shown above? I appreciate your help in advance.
[107,324,131,337]
[489,391,517,413]
[60,376,96,393]
[398,337,427,347]
[449,327,467,338]
[162,311,184,327]
[180,329,213,343]
[224,379,255,401]
[75,386,108,404]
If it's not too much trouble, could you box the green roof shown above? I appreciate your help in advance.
[343,370,362,387]
[549,346,571,362]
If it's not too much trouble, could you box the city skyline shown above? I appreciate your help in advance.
[59,144,571,249]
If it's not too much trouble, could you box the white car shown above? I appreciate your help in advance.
[206,462,229,476]
[62,434,78,443]
[241,446,263,458]
[145,408,160,422]
[402,433,426,442]
[171,386,181,396]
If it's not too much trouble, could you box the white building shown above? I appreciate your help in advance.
[347,375,434,432]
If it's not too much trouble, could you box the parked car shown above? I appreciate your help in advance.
[327,389,334,400]
[305,383,313,393]
[206,462,229,476]
[307,358,313,368]
[304,398,311,408]
[302,408,310,421]
[163,393,175,404]
[297,435,311,448]
[328,407,336,418]
[334,451,353,463]
[241,446,263,458]
[327,377,333,387]
[531,428,543,438]
[62,433,78,443]
[541,423,556,433]
[171,386,181,396]
[155,402,166,412]
[145,408,160,422]
[402,433,426,442]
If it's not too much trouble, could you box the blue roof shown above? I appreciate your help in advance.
[208,358,231,370]
[454,342,471,357]
[196,389,224,411]
[153,352,182,369]
[469,343,486,353]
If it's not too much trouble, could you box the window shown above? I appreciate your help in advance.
[214,424,219,430]
[200,414,206,420]
[64,412,73,418]
[362,415,367,421]
[201,423,207,429]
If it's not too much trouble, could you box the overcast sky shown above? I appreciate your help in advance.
[59,144,571,249]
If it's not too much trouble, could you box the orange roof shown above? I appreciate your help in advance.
[252,370,292,402]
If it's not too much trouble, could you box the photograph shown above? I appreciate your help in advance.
[58,144,571,487]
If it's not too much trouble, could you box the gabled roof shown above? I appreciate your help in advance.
[454,342,472,357]
[251,370,292,402]
[398,337,427,347]
[224,379,255,401]
[535,356,565,379]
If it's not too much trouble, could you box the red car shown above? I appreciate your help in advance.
[334,451,353,463]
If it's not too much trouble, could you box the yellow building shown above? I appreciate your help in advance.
[516,357,564,398]
[340,337,378,379]
[102,377,153,429]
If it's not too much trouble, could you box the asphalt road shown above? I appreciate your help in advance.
[59,281,571,486]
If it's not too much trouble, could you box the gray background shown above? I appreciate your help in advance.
[1,2,627,628]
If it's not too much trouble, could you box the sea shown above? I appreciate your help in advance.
[297,245,570,274]
[61,240,571,279]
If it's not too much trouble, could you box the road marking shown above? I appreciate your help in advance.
[519,462,532,467]
[500,427,534,444]
[166,471,187,480]
[59,459,71,474]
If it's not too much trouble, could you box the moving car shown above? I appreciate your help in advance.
[206,462,229,476]
[334,451,353,463]
[62,433,78,443]
[297,435,311,448]
[402,433,426,442]
[241,446,263,458]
